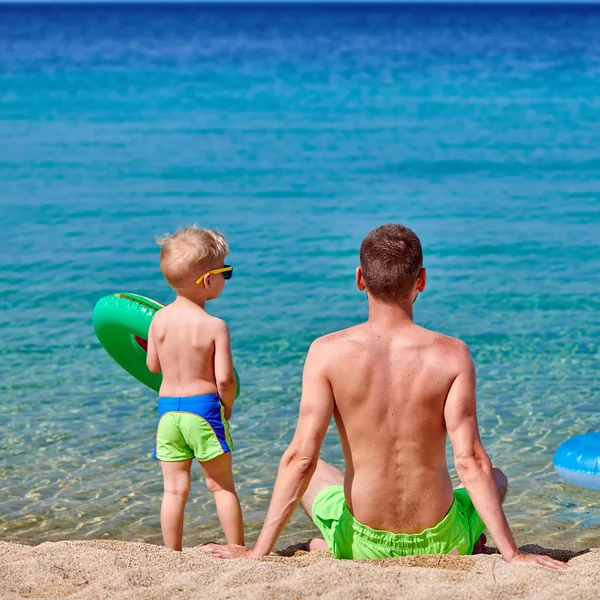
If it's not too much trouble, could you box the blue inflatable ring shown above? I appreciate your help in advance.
[553,432,600,490]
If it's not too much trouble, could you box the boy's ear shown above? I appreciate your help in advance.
[356,266,367,292]
[416,267,426,293]
[203,273,212,289]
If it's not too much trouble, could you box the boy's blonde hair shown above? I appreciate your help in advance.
[157,225,229,289]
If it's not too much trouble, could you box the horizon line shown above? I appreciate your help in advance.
[2,0,600,5]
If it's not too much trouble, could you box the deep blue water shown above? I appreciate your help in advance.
[1,3,599,549]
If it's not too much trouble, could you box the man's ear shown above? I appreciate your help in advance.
[356,266,367,291]
[416,267,426,293]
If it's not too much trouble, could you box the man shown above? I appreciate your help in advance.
[205,224,565,568]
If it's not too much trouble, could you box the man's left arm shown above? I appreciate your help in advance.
[204,338,334,558]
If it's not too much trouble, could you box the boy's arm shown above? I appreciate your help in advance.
[214,320,236,420]
[146,321,161,374]
[204,339,334,559]
[445,342,566,570]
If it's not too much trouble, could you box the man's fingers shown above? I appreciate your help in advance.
[198,544,250,559]
[200,544,226,557]
[510,553,568,570]
[527,555,568,570]
[534,555,567,570]
[541,557,568,570]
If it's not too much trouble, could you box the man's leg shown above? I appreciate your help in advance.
[300,459,344,552]
[300,459,345,518]
[492,466,509,501]
[454,466,508,499]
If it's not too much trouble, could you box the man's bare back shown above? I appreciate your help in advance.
[319,320,463,534]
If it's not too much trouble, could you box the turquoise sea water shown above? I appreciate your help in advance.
[1,4,599,550]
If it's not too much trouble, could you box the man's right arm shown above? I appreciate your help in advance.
[444,341,566,570]
[203,337,335,559]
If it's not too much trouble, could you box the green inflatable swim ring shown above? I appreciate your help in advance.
[93,293,240,397]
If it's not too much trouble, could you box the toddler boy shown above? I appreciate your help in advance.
[146,226,243,551]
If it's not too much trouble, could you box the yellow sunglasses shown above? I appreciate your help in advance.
[195,265,233,285]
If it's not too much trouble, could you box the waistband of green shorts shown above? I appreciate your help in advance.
[341,499,459,550]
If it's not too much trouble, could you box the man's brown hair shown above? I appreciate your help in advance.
[359,224,423,302]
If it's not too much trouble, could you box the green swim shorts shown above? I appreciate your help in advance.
[311,485,485,559]
[154,395,233,462]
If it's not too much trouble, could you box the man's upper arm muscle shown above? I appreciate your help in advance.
[287,339,335,463]
[444,342,484,462]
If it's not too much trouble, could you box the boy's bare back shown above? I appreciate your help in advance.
[148,297,230,398]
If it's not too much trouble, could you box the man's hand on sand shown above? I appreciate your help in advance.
[506,552,567,570]
[200,544,567,569]
[201,544,255,559]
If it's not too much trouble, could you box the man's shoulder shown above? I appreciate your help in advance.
[309,325,366,356]
[427,329,470,351]
[315,323,366,342]
[425,329,473,367]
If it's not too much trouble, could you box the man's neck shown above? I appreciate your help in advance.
[367,296,415,328]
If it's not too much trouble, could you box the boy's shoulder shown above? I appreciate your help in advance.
[203,313,229,331]
[155,302,228,330]
[187,308,229,335]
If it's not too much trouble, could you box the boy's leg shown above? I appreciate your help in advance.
[200,452,244,546]
[161,459,193,551]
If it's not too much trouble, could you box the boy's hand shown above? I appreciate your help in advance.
[201,544,256,559]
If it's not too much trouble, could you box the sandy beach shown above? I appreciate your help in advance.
[1,540,598,600]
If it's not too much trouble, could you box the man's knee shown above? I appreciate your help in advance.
[300,459,344,519]
[299,472,321,519]
[492,466,508,501]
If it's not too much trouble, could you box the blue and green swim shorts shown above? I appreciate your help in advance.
[311,485,485,559]
[154,394,233,462]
